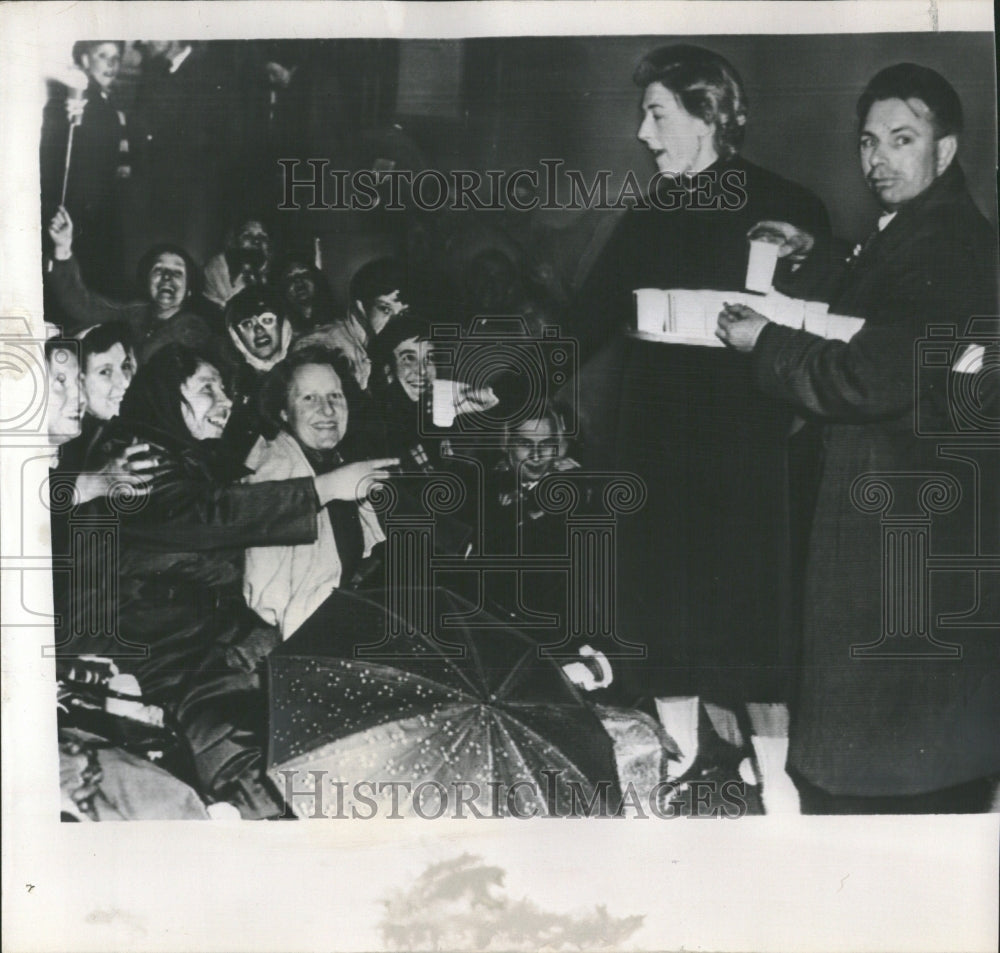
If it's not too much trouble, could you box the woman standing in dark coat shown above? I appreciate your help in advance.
[73,344,394,816]
[572,45,832,706]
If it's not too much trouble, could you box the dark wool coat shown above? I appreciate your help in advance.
[571,156,831,704]
[40,81,129,294]
[753,163,1000,796]
[70,421,318,703]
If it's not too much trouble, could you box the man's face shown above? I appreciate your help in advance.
[180,363,232,440]
[282,363,349,451]
[81,43,121,92]
[860,97,953,211]
[82,342,135,421]
[147,252,188,316]
[282,265,315,308]
[505,417,567,484]
[235,310,282,361]
[391,337,435,402]
[362,289,407,335]
[47,348,83,444]
[637,82,715,176]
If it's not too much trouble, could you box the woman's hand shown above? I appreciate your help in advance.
[314,458,400,504]
[74,441,162,505]
[716,303,769,353]
[48,206,75,261]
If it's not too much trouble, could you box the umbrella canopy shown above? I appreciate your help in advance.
[267,587,622,818]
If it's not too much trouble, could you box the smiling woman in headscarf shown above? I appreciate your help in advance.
[71,343,396,817]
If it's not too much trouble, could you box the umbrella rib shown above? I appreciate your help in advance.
[428,649,486,699]
[492,707,592,782]
[491,646,536,701]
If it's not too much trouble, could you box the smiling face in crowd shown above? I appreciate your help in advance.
[80,42,122,92]
[235,310,282,362]
[282,362,349,451]
[147,252,189,318]
[47,348,83,445]
[180,362,232,440]
[505,417,568,484]
[859,97,956,211]
[82,343,136,420]
[637,82,718,177]
[391,337,435,402]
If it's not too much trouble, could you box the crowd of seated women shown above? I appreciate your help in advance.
[46,202,590,819]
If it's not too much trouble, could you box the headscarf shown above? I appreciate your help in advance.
[224,287,293,373]
[114,343,224,460]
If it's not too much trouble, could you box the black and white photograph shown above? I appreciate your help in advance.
[1,2,998,950]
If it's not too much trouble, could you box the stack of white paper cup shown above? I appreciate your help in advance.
[431,379,457,428]
[745,238,781,294]
[634,288,668,333]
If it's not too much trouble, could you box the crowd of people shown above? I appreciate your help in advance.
[43,40,998,818]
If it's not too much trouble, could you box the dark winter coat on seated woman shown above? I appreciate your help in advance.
[71,344,321,816]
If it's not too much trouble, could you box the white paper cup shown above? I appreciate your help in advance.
[634,288,667,333]
[431,379,457,428]
[745,239,781,294]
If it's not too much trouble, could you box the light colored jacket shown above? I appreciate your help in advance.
[243,430,384,639]
[294,313,373,390]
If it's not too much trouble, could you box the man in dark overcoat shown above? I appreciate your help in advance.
[718,63,999,812]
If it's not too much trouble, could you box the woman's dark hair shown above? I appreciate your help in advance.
[257,345,365,444]
[856,63,963,139]
[224,287,288,331]
[349,257,408,310]
[135,244,201,302]
[369,312,433,375]
[79,321,136,371]
[116,343,219,444]
[633,44,748,159]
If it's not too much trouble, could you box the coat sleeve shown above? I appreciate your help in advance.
[753,212,996,422]
[47,254,144,333]
[751,321,914,421]
[120,464,319,552]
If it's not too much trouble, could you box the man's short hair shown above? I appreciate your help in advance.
[856,63,964,138]
[633,44,748,159]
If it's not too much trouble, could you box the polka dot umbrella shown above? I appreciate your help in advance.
[267,586,621,818]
